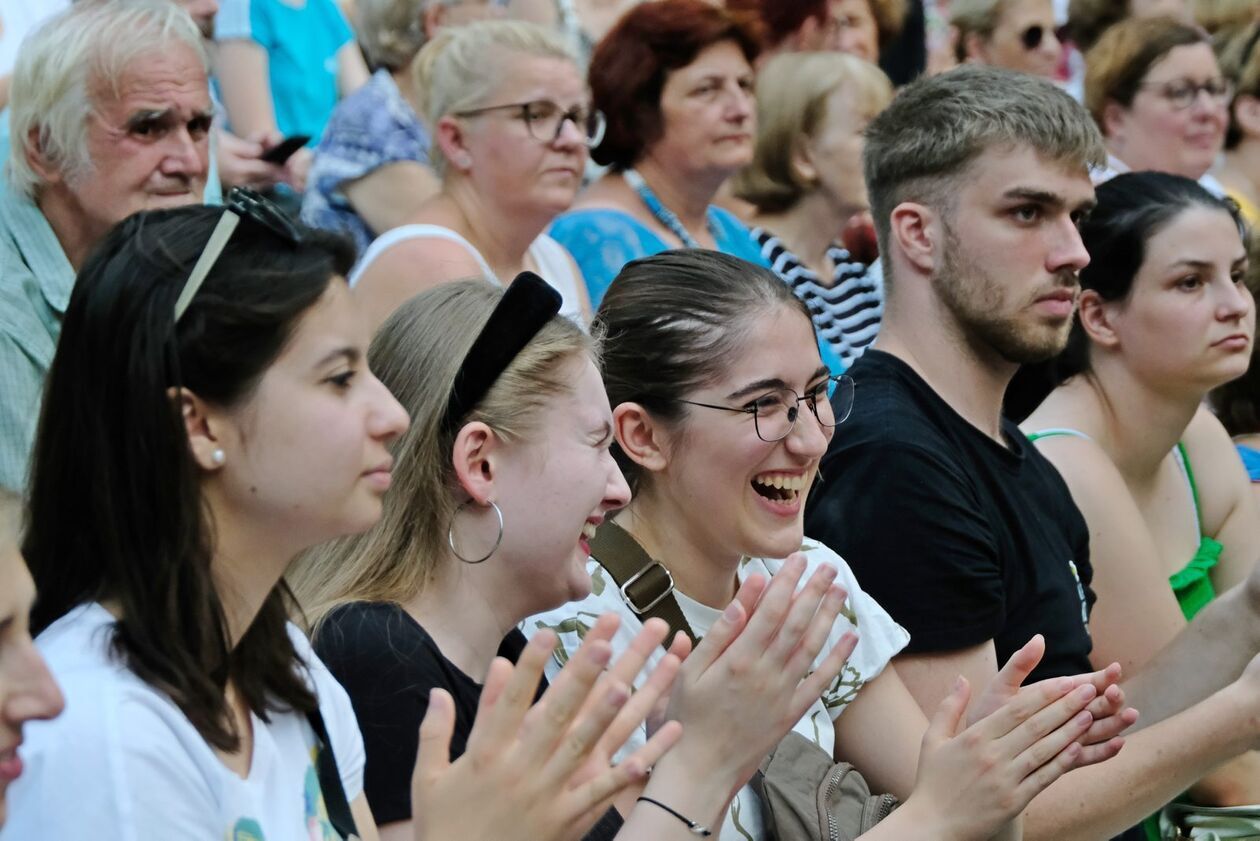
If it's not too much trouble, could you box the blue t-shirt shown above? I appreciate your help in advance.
[548,205,844,374]
[215,0,352,142]
[1239,444,1260,482]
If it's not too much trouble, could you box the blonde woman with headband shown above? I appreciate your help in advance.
[734,51,893,371]
[349,20,593,330]
[290,273,864,841]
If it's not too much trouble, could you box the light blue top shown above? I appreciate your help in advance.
[1239,444,1260,482]
[0,187,76,492]
[215,0,353,143]
[548,205,844,374]
[549,205,769,306]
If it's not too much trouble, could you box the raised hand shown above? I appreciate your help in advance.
[653,554,859,797]
[409,623,682,841]
[970,635,1137,767]
[888,674,1101,841]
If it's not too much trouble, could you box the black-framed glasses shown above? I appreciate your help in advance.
[1137,77,1234,111]
[677,374,855,443]
[173,187,301,322]
[455,99,606,147]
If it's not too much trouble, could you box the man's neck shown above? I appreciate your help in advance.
[1222,141,1260,205]
[875,301,1015,443]
[37,189,103,272]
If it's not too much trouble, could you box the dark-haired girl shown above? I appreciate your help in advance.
[1021,171,1260,806]
[532,249,1136,841]
[3,201,674,841]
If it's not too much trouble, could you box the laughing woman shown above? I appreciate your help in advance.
[2,201,672,841]
[288,273,868,841]
[530,249,1136,841]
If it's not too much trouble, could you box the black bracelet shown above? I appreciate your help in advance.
[635,796,713,837]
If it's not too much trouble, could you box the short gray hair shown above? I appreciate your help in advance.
[863,65,1106,265]
[412,19,575,176]
[7,0,208,200]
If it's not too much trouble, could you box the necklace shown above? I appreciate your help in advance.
[624,167,715,249]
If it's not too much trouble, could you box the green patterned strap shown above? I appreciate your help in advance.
[588,520,699,647]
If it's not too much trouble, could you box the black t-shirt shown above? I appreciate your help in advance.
[315,602,622,838]
[804,350,1096,683]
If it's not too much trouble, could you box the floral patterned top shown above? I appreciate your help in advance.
[525,537,910,841]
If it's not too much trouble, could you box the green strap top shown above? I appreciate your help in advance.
[1026,430,1221,620]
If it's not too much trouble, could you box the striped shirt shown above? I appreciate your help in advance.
[751,227,883,372]
[0,187,75,493]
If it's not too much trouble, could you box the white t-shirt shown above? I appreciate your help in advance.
[2,603,365,841]
[526,538,911,841]
[0,0,70,76]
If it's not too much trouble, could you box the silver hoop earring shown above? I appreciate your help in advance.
[448,500,504,564]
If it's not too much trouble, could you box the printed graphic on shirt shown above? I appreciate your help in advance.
[304,749,340,840]
[1068,560,1090,632]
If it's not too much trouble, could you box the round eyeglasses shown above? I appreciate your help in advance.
[455,99,606,148]
[676,374,856,443]
[1136,77,1234,111]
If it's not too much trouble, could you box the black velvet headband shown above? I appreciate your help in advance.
[440,272,563,436]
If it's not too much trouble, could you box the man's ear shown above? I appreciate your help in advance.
[1077,289,1120,349]
[612,402,669,475]
[889,202,940,275]
[434,115,474,172]
[450,421,501,503]
[24,127,64,187]
[962,30,989,63]
[169,387,226,471]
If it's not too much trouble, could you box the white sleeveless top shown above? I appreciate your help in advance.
[350,224,587,324]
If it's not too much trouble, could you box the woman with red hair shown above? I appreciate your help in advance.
[547,0,774,307]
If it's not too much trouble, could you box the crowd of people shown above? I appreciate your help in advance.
[0,0,1258,840]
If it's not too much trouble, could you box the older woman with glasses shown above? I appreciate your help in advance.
[547,0,769,308]
[351,20,595,329]
[1085,16,1232,190]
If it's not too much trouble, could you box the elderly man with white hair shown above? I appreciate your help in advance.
[0,0,212,492]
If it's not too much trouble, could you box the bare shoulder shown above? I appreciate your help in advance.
[353,234,486,330]
[1182,406,1253,531]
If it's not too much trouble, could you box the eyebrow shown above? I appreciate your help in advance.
[124,108,215,129]
[727,366,830,400]
[315,347,360,368]
[1002,187,1096,214]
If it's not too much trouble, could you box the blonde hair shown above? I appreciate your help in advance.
[7,0,207,200]
[289,280,592,631]
[411,19,575,175]
[1192,0,1257,37]
[950,0,1015,61]
[735,51,893,214]
[355,0,437,71]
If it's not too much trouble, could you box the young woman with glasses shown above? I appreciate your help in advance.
[350,19,596,331]
[529,249,1139,841]
[3,198,676,841]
